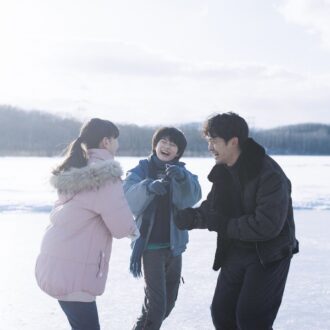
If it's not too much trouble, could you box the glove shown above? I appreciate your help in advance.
[165,165,185,181]
[147,179,168,195]
[206,210,229,233]
[175,208,199,230]
[198,200,228,233]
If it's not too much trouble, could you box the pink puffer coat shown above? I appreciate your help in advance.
[35,149,138,299]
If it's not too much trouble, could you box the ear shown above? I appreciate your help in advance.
[98,137,108,149]
[230,137,239,147]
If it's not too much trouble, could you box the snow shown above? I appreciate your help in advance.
[0,156,330,329]
[0,211,329,329]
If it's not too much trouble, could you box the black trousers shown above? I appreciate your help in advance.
[211,247,291,330]
[133,249,182,330]
[58,300,100,330]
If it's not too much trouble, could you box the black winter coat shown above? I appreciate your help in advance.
[197,138,299,270]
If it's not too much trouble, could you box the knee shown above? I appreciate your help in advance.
[236,308,272,330]
[148,299,167,323]
[164,300,176,318]
[165,289,179,318]
[211,301,229,330]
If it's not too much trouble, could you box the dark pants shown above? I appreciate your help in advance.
[58,300,100,330]
[133,249,182,330]
[211,247,291,330]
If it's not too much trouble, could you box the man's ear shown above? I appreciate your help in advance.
[229,137,239,147]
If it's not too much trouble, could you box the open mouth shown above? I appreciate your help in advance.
[161,150,170,156]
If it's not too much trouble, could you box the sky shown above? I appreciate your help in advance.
[1,0,330,128]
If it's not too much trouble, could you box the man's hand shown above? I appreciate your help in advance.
[198,201,228,233]
[175,208,198,230]
[175,208,208,230]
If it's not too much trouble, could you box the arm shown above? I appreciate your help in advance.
[174,199,213,230]
[226,171,290,242]
[123,171,155,217]
[94,181,139,239]
[170,168,202,209]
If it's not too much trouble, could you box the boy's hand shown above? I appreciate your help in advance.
[165,165,185,181]
[147,179,168,195]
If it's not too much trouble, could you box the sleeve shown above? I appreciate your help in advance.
[94,180,139,239]
[190,190,217,230]
[123,171,155,217]
[171,168,202,210]
[226,170,290,242]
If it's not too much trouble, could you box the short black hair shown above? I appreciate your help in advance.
[203,112,249,147]
[152,127,187,159]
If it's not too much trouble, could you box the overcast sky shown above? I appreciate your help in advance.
[1,0,330,128]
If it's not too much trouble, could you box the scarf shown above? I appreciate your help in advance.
[129,154,177,278]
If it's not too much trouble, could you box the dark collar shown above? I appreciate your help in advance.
[149,153,184,169]
[208,138,265,183]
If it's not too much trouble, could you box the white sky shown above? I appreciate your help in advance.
[1,0,330,128]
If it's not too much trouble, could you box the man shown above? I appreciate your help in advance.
[175,112,299,330]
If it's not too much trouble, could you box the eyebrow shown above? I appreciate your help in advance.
[160,138,176,144]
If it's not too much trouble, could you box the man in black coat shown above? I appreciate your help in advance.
[175,112,299,330]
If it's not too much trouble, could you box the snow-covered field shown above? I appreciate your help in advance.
[0,156,329,329]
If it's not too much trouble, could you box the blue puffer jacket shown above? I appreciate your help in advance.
[123,158,202,256]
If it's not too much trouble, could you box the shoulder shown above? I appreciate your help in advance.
[50,160,123,195]
[261,156,287,178]
[259,156,290,189]
[127,158,149,178]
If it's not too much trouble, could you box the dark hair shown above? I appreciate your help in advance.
[151,127,187,159]
[53,118,119,174]
[203,112,249,148]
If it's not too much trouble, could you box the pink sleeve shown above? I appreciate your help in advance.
[94,180,138,239]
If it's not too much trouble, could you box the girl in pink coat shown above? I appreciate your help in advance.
[35,118,139,330]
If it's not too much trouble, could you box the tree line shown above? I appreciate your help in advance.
[1,105,330,156]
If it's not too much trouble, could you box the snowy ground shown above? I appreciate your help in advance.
[0,210,329,330]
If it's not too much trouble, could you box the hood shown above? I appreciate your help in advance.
[50,159,123,195]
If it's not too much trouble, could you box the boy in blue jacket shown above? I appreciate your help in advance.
[123,127,201,330]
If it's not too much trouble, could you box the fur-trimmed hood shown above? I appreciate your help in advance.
[50,159,123,195]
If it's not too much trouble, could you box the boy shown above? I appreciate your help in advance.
[123,127,201,330]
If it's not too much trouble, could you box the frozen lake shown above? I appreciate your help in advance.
[1,155,330,212]
[0,156,330,329]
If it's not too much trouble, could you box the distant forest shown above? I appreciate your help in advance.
[1,105,330,156]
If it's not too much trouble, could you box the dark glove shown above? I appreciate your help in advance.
[147,179,168,195]
[175,208,203,230]
[198,201,228,233]
[165,165,185,181]
[207,210,229,233]
[175,208,196,230]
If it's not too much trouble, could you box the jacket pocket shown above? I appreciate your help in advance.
[96,250,106,278]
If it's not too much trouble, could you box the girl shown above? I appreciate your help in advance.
[35,118,138,330]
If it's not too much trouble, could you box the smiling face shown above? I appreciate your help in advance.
[207,136,241,166]
[155,137,179,162]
